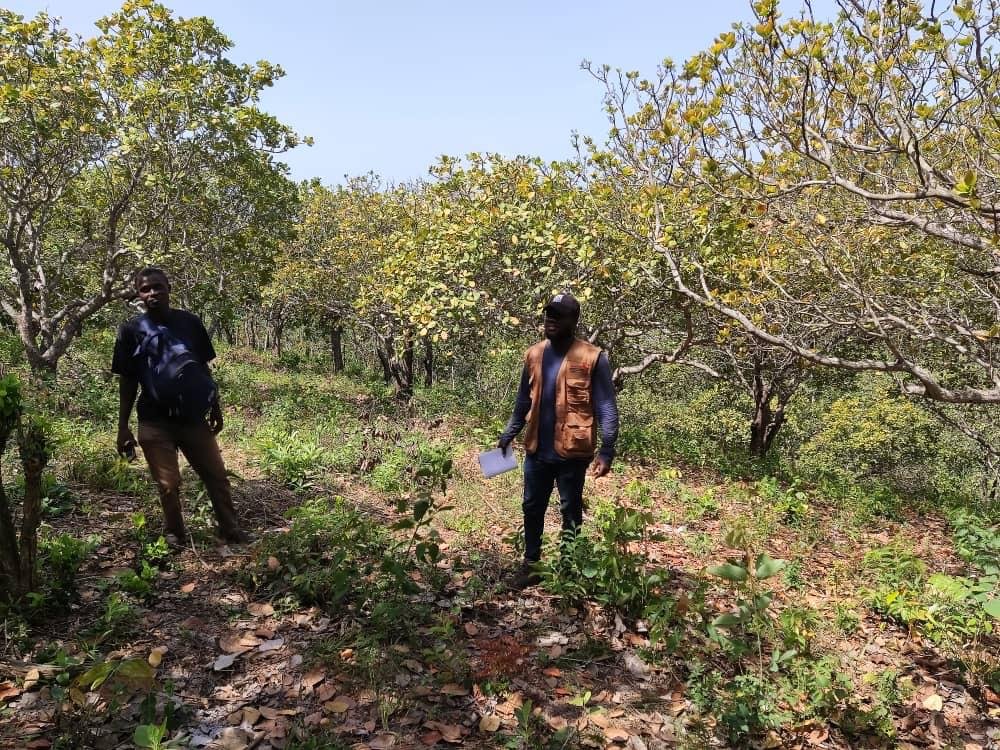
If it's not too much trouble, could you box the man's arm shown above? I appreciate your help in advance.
[497,365,531,450]
[590,353,619,477]
[208,383,224,434]
[193,314,224,434]
[117,376,139,458]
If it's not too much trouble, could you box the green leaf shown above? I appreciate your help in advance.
[75,660,116,690]
[707,563,748,582]
[115,658,155,684]
[412,499,430,522]
[983,598,1000,620]
[754,554,786,580]
[928,573,971,601]
[133,722,165,748]
[711,612,743,628]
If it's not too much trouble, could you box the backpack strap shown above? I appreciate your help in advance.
[132,314,161,356]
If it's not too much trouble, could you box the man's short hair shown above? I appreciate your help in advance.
[133,266,170,287]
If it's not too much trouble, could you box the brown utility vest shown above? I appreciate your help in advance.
[522,338,603,459]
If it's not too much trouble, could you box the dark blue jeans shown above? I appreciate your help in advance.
[522,453,590,562]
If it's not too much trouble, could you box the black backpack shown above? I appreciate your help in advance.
[134,315,218,422]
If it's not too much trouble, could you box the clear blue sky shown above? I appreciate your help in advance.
[7,0,838,185]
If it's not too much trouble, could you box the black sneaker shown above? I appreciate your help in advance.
[509,562,542,590]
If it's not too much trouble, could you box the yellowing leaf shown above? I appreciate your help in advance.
[147,646,168,667]
[479,714,501,732]
[323,696,354,713]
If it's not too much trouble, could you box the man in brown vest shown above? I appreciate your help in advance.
[498,293,619,589]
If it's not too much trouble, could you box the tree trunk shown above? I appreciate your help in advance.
[17,453,44,596]
[24,350,57,384]
[749,356,786,459]
[219,320,236,346]
[397,333,414,400]
[375,345,392,384]
[749,397,786,458]
[0,464,21,602]
[330,325,345,373]
[422,336,433,388]
[272,322,284,358]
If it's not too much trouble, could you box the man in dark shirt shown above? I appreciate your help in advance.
[498,293,619,589]
[111,268,247,546]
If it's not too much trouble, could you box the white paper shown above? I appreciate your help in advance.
[478,446,517,478]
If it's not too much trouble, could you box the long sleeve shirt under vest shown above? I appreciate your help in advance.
[500,344,619,462]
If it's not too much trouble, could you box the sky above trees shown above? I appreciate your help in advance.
[7,0,839,184]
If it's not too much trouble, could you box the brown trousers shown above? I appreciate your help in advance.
[137,420,241,538]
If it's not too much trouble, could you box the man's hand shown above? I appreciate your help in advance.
[117,427,137,461]
[208,403,224,435]
[591,455,611,478]
[497,436,512,453]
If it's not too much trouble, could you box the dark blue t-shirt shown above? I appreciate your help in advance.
[111,309,216,423]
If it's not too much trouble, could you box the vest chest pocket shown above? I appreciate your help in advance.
[565,374,591,408]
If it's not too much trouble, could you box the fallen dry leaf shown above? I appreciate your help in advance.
[0,682,22,702]
[323,696,354,714]
[542,666,561,678]
[807,727,829,745]
[220,633,261,654]
[243,707,261,726]
[301,667,325,689]
[214,726,252,750]
[479,714,501,732]
[248,602,275,617]
[213,653,238,671]
[604,727,629,742]
[923,693,944,712]
[464,622,479,636]
[547,715,568,731]
[439,683,469,696]
[316,683,337,702]
[369,734,397,749]
[258,638,284,653]
[590,713,610,729]
[425,721,463,743]
[147,646,168,668]
[267,556,281,571]
[421,730,443,746]
[24,669,40,690]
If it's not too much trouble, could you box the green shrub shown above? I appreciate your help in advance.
[252,497,391,609]
[795,381,939,488]
[36,532,99,606]
[538,502,665,616]
[50,420,148,494]
[949,508,1000,575]
[254,428,331,491]
[369,436,452,497]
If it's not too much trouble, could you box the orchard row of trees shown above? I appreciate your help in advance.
[2,0,997,468]
[0,0,301,374]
